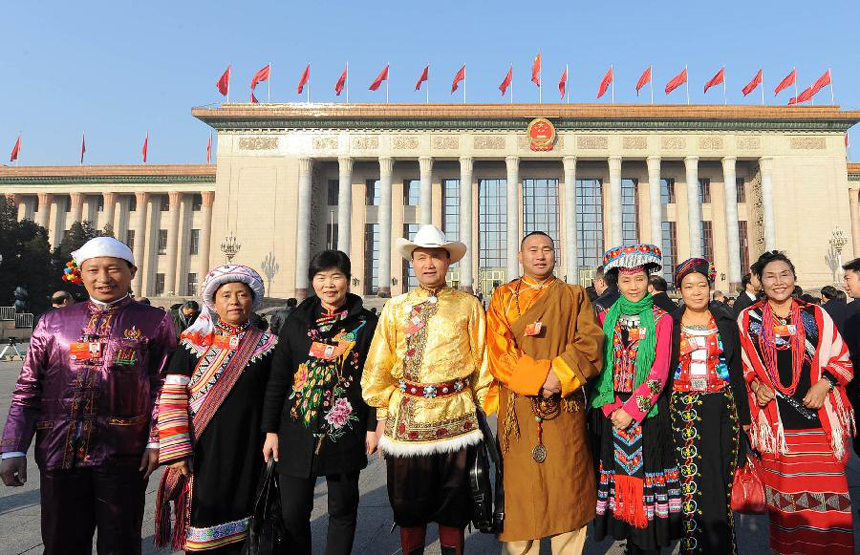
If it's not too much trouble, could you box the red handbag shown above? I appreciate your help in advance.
[731,453,766,514]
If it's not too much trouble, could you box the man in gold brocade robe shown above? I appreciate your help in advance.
[362,225,491,555]
[485,231,605,555]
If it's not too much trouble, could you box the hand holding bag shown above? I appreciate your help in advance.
[242,459,286,555]
[730,437,766,515]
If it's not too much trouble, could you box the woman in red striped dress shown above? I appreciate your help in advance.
[737,251,854,554]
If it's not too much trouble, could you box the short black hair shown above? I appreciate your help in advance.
[521,231,554,248]
[595,265,617,287]
[842,257,860,273]
[751,250,796,279]
[648,275,668,292]
[741,273,752,287]
[308,250,351,282]
[821,285,839,301]
[51,291,72,302]
[286,298,298,307]
[183,300,199,311]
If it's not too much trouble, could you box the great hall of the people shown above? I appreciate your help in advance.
[2,103,860,301]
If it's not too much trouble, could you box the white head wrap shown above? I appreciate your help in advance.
[182,264,266,339]
[72,237,135,266]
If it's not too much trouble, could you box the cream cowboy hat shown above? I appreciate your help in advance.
[396,224,467,263]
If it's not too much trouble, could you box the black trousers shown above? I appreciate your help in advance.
[278,471,360,555]
[40,465,147,555]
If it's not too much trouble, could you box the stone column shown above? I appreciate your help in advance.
[849,189,860,258]
[647,156,662,245]
[165,191,182,296]
[378,157,394,297]
[199,192,215,285]
[419,156,433,226]
[295,157,314,299]
[70,192,85,225]
[459,157,474,292]
[337,156,353,255]
[722,156,742,286]
[505,156,520,280]
[608,156,623,246]
[563,156,578,283]
[103,192,117,234]
[685,156,702,257]
[760,157,776,251]
[132,192,149,296]
[36,193,53,229]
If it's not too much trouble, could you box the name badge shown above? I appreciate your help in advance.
[214,335,240,350]
[629,327,647,341]
[775,324,796,337]
[405,316,426,336]
[309,341,336,359]
[524,322,543,336]
[70,342,100,361]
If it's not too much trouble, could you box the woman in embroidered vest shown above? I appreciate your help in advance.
[261,250,378,555]
[738,251,854,555]
[669,258,750,554]
[154,265,277,554]
[591,244,682,555]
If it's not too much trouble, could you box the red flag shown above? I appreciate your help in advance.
[80,133,86,165]
[451,64,465,93]
[206,133,212,164]
[809,69,831,96]
[369,65,389,91]
[665,67,688,95]
[597,66,613,99]
[789,86,814,105]
[297,64,310,95]
[635,66,651,95]
[335,64,348,96]
[10,136,20,162]
[415,64,429,91]
[250,64,271,103]
[499,65,513,96]
[142,133,148,163]
[742,68,762,96]
[531,53,541,87]
[703,67,724,93]
[559,67,568,99]
[216,65,231,97]
[774,68,796,96]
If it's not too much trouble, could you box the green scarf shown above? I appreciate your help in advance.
[592,293,659,418]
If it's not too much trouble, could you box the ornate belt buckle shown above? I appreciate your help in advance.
[691,378,707,392]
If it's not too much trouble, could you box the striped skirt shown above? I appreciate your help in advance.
[759,429,854,555]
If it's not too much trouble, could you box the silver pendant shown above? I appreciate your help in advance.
[531,444,547,463]
[428,296,437,304]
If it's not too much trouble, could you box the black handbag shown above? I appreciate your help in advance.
[468,411,505,534]
[242,459,286,555]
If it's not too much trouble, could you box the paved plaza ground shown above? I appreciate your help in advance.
[1,357,858,554]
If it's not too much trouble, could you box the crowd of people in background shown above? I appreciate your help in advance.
[1,230,859,555]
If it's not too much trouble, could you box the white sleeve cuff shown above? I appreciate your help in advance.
[1,452,26,459]
[146,442,159,450]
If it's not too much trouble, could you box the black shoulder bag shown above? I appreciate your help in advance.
[242,459,286,555]
[469,410,505,533]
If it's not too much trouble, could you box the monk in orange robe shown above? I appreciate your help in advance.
[485,231,605,555]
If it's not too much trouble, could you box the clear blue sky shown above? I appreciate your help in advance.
[2,0,858,166]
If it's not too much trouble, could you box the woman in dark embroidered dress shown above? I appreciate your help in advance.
[669,258,750,554]
[262,250,378,555]
[154,265,277,554]
[738,251,854,554]
[591,244,682,555]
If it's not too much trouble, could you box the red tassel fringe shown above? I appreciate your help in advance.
[614,475,648,529]
[153,468,189,550]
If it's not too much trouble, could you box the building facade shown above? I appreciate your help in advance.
[2,103,860,300]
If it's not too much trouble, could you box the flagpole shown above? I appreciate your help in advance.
[427,63,430,104]
[650,65,654,105]
[346,62,350,104]
[794,68,798,103]
[611,64,614,104]
[685,65,690,105]
[227,63,231,103]
[723,65,726,105]
[307,63,310,104]
[830,68,835,104]
[761,70,765,105]
[539,52,542,104]
[268,62,272,103]
[386,62,389,104]
[511,66,514,104]
[463,64,467,104]
[566,64,570,104]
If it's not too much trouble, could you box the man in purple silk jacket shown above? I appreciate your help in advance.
[0,237,176,555]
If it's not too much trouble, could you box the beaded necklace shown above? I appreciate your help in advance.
[757,300,806,396]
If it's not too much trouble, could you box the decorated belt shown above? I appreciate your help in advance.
[399,378,468,398]
[673,379,727,394]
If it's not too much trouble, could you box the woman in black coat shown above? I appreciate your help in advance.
[262,250,378,555]
[668,258,750,555]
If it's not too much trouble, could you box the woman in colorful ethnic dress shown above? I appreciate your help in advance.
[154,265,278,553]
[262,250,378,555]
[669,258,750,554]
[737,251,854,554]
[591,244,682,555]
